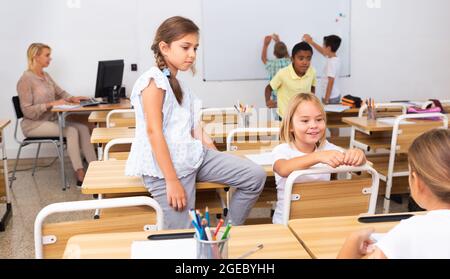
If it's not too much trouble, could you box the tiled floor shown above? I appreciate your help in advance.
[0,158,91,259]
[0,157,409,259]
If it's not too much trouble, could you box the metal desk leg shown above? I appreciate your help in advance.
[0,133,11,231]
[94,194,102,219]
[96,122,103,160]
[57,112,67,190]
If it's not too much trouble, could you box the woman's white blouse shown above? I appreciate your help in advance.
[125,67,204,178]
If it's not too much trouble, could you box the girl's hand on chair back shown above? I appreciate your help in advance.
[343,148,366,166]
[316,150,345,168]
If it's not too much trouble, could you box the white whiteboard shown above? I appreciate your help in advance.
[202,0,351,81]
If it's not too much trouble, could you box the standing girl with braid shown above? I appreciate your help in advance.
[125,16,266,229]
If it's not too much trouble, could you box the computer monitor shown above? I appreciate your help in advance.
[94,60,124,100]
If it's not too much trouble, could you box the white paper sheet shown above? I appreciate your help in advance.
[324,104,351,112]
[53,104,81,110]
[377,117,415,126]
[245,152,274,166]
[131,239,196,259]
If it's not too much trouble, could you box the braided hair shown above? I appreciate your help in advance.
[150,16,199,105]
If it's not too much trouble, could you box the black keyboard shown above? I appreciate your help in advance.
[80,98,101,107]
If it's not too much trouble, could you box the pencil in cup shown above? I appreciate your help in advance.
[366,98,376,120]
[195,228,230,259]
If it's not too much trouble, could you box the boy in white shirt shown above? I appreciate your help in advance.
[303,34,342,137]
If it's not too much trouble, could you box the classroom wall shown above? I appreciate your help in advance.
[1,0,449,158]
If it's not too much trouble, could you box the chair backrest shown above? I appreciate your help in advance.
[358,103,408,117]
[226,127,280,151]
[34,196,163,259]
[106,109,135,128]
[281,165,380,225]
[12,96,23,119]
[103,137,133,160]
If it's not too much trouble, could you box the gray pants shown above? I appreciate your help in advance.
[143,148,266,229]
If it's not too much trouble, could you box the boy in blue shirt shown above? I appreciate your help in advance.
[261,34,291,119]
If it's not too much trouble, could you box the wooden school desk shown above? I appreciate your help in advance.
[326,108,359,129]
[90,127,135,145]
[51,99,131,189]
[82,151,274,196]
[82,149,275,219]
[202,121,280,142]
[201,108,238,124]
[63,224,311,259]
[325,107,359,149]
[288,213,425,259]
[342,114,450,151]
[0,120,11,231]
[90,122,281,153]
[343,115,449,202]
[88,107,238,127]
[88,111,135,128]
[82,160,228,195]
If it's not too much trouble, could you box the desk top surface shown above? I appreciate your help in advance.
[90,120,281,143]
[51,98,131,112]
[342,117,396,132]
[82,150,274,194]
[63,224,310,259]
[90,127,135,143]
[288,213,424,259]
[88,111,135,123]
[203,121,281,139]
[342,115,450,132]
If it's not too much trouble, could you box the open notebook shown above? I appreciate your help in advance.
[53,104,81,110]
[131,238,196,259]
[324,104,351,113]
[377,117,415,126]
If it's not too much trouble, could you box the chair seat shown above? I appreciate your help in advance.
[23,136,66,143]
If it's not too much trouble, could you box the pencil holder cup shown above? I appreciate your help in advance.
[367,107,377,120]
[195,229,229,259]
[238,112,252,128]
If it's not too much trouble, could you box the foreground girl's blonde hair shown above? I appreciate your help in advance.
[408,129,450,203]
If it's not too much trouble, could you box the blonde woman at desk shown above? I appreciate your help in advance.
[338,129,450,259]
[17,43,96,185]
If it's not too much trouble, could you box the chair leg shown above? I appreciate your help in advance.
[9,144,24,188]
[383,177,393,214]
[31,143,42,176]
[215,188,228,217]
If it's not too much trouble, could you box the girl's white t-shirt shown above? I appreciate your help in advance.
[271,140,341,224]
[375,210,450,259]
